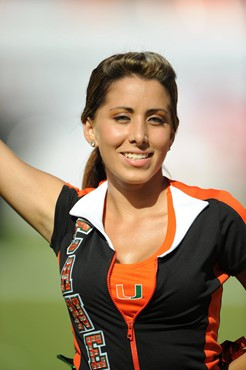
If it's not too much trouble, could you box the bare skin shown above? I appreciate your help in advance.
[229,354,246,370]
[104,176,169,264]
[0,140,64,242]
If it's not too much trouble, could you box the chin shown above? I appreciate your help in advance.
[118,174,160,187]
[107,167,163,187]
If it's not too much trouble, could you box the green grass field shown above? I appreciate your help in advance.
[0,219,245,370]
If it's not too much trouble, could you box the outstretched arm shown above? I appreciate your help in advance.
[0,139,65,242]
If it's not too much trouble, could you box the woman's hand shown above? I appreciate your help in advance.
[0,140,64,242]
[228,353,246,369]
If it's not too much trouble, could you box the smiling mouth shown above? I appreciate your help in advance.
[122,152,153,160]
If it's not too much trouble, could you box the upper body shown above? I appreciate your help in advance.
[0,52,245,369]
[51,179,245,370]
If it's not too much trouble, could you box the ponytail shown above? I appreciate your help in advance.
[82,147,106,189]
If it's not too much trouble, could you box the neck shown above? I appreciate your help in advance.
[105,172,168,219]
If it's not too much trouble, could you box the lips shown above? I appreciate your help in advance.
[121,152,153,160]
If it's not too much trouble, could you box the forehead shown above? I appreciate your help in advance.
[103,76,170,108]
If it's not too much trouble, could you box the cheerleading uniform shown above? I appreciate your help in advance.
[50,179,246,370]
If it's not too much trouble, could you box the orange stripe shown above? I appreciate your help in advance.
[158,185,176,255]
[107,254,142,370]
[203,264,230,369]
[170,180,246,222]
[64,182,95,197]
[218,190,246,222]
[203,286,222,370]
[214,264,230,285]
[130,327,141,370]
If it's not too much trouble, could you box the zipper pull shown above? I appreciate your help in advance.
[127,321,134,341]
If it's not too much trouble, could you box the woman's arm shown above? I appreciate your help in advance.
[0,139,65,242]
[228,353,246,370]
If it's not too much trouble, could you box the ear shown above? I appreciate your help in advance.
[83,118,97,146]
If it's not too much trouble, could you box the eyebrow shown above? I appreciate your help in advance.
[110,106,169,114]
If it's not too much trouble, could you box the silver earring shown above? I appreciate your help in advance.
[90,141,95,147]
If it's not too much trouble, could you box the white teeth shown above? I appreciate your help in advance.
[123,152,150,160]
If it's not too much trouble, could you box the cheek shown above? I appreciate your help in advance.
[150,132,171,152]
[97,125,127,146]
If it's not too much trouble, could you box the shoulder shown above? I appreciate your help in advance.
[64,183,95,198]
[169,179,246,223]
[56,183,96,209]
[50,184,96,254]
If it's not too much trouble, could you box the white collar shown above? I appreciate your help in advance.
[70,181,113,249]
[69,181,208,256]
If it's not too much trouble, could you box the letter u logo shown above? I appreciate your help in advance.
[116,284,143,300]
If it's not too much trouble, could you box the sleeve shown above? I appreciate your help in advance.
[218,190,246,223]
[217,199,246,276]
[50,184,80,255]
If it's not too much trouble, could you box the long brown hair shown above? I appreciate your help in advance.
[81,52,179,189]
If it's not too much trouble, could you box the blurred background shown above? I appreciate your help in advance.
[0,0,245,369]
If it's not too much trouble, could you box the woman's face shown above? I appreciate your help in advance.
[84,76,174,188]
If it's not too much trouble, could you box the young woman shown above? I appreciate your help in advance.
[0,52,245,370]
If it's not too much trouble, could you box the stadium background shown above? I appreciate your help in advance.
[0,0,245,369]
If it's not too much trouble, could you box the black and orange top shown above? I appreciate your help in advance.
[51,178,246,370]
[110,186,175,324]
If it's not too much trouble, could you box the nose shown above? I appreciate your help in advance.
[128,118,148,146]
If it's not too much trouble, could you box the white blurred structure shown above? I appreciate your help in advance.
[0,0,245,200]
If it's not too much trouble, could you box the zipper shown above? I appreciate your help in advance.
[107,254,140,369]
[127,320,140,370]
[127,320,134,341]
[107,254,159,370]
